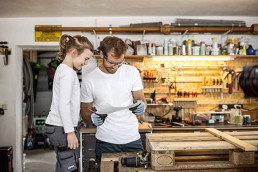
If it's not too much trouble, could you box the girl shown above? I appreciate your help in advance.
[45,34,94,172]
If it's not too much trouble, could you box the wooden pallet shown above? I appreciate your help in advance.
[146,129,258,170]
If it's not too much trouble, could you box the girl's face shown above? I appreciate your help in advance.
[73,49,93,70]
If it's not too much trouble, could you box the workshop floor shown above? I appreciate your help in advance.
[24,149,56,172]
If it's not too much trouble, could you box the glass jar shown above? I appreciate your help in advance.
[156,46,163,55]
[227,39,240,55]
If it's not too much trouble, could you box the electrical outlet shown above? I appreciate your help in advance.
[2,104,7,110]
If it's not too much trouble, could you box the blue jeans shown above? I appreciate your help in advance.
[95,138,144,162]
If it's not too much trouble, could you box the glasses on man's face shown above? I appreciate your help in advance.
[103,54,125,66]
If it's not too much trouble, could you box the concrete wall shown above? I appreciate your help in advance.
[0,16,258,171]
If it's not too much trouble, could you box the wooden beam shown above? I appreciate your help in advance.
[205,128,257,151]
[137,160,258,171]
[149,140,258,151]
[34,24,258,34]
[147,135,258,142]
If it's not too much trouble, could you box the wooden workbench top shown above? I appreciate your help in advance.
[80,122,153,133]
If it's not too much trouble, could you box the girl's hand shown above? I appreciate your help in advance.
[67,132,79,149]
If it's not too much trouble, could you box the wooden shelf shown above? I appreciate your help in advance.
[234,55,258,59]
[202,86,223,89]
[174,98,198,101]
[93,55,258,61]
[147,103,173,106]
[35,24,258,35]
[93,55,144,60]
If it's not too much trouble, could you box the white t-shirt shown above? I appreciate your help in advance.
[81,65,143,144]
[46,64,80,133]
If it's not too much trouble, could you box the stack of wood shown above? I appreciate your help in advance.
[146,128,258,171]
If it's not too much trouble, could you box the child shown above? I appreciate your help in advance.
[45,34,93,172]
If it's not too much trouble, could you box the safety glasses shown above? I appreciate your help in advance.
[103,54,125,66]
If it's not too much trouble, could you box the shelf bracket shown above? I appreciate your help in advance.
[222,30,231,36]
[183,30,188,36]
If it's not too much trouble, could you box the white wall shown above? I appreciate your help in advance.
[0,16,258,171]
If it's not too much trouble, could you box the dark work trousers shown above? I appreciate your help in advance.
[95,138,144,163]
[45,125,80,172]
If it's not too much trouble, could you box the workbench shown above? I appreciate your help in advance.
[79,123,258,172]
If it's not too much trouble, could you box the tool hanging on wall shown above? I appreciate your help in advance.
[224,69,234,94]
[0,41,11,65]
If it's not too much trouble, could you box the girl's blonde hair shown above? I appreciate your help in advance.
[56,34,94,60]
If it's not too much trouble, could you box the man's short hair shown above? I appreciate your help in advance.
[99,36,127,58]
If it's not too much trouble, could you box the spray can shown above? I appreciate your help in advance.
[187,39,192,55]
[168,43,173,55]
[164,39,168,55]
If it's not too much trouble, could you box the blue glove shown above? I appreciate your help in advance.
[131,100,146,115]
[91,113,103,126]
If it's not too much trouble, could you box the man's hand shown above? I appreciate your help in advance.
[131,100,146,115]
[67,132,79,149]
[91,113,104,126]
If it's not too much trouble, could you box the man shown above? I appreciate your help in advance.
[81,36,147,163]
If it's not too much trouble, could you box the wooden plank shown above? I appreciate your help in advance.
[175,155,228,161]
[150,141,236,151]
[235,136,258,140]
[138,168,258,172]
[149,140,258,151]
[175,149,229,155]
[206,128,257,151]
[148,136,221,142]
[145,134,151,152]
[147,135,258,142]
[225,131,258,136]
[136,161,258,171]
[146,131,258,138]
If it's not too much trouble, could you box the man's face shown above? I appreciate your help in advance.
[102,50,125,74]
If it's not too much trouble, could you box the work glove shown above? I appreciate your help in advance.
[130,100,146,115]
[91,113,104,126]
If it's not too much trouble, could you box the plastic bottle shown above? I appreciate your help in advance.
[242,43,247,55]
[164,39,168,55]
[200,41,205,55]
[211,37,219,55]
[147,43,152,55]
[187,39,192,55]
[182,45,186,55]
[152,43,156,55]
[168,43,173,55]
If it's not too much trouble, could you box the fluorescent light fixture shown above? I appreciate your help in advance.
[150,56,233,61]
